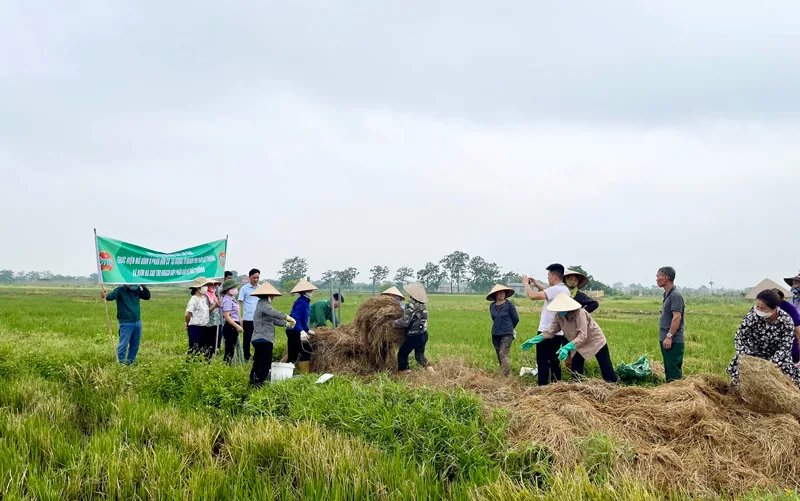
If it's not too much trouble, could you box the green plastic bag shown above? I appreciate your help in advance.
[615,355,651,382]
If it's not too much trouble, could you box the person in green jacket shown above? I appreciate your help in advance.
[101,284,151,364]
[309,293,344,330]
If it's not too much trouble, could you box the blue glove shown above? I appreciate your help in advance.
[521,335,544,351]
[556,342,576,361]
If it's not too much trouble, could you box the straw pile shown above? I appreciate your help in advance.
[310,296,405,375]
[406,358,800,495]
[737,354,800,419]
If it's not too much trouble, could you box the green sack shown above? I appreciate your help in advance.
[615,355,651,382]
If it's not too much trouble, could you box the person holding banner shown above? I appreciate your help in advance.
[250,282,296,387]
[101,284,151,364]
[205,278,224,355]
[221,279,244,363]
[186,277,215,360]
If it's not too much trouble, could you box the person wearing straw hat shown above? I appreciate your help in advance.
[250,281,296,387]
[562,269,598,370]
[185,277,216,360]
[487,284,519,377]
[563,270,598,313]
[521,294,618,383]
[220,279,244,363]
[285,279,319,373]
[784,272,800,311]
[204,278,224,356]
[395,283,434,374]
[382,286,406,309]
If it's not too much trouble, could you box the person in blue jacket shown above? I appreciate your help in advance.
[285,279,318,373]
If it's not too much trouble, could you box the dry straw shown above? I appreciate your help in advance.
[310,296,405,375]
[406,358,800,496]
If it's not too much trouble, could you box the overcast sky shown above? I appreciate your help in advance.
[2,1,799,289]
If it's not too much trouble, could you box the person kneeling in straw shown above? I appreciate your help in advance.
[521,294,618,383]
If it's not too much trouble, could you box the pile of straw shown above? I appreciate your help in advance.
[406,358,800,496]
[310,296,404,375]
[737,354,800,419]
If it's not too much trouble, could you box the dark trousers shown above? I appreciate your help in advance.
[250,341,274,387]
[492,334,513,377]
[205,326,219,358]
[286,330,312,363]
[571,344,618,383]
[187,325,207,359]
[242,321,254,360]
[222,323,239,363]
[660,341,684,382]
[398,333,428,371]
[536,334,564,386]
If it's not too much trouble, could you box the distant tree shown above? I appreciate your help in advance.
[282,279,299,293]
[417,262,444,291]
[440,251,470,293]
[394,267,414,286]
[501,271,520,285]
[334,267,359,289]
[468,256,501,294]
[370,265,389,284]
[88,273,99,283]
[278,257,308,287]
[318,270,336,288]
[0,270,14,283]
[613,282,625,292]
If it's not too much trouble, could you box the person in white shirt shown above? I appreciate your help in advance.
[521,263,570,386]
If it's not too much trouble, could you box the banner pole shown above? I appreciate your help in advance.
[95,229,117,362]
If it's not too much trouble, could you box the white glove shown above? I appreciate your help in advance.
[300,331,309,342]
[308,330,315,336]
[286,316,296,327]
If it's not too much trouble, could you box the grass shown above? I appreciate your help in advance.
[0,286,793,500]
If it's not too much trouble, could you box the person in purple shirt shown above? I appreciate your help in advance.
[775,289,800,364]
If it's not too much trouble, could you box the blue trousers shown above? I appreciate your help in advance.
[118,321,142,365]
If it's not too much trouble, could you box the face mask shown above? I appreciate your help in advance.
[230,288,238,297]
[558,311,568,317]
[200,286,208,294]
[128,285,137,290]
[793,287,800,295]
[754,308,771,318]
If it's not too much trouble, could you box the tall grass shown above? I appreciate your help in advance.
[0,287,789,500]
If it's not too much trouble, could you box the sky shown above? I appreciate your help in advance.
[1,1,799,289]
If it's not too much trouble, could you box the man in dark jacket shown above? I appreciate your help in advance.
[101,284,151,364]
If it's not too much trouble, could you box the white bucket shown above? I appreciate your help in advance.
[270,362,295,383]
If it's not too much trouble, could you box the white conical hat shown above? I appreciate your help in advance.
[403,283,429,303]
[746,278,792,300]
[252,281,282,297]
[545,293,582,312]
[290,279,319,294]
[486,284,515,301]
[381,286,405,299]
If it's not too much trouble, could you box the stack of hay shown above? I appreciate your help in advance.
[311,296,405,375]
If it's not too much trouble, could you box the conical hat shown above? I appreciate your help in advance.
[563,269,589,290]
[545,293,583,312]
[381,286,405,299]
[486,284,515,301]
[403,283,428,303]
[252,281,282,297]
[290,279,319,294]
[746,278,792,300]
[784,273,800,287]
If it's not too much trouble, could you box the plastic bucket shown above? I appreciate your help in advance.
[270,362,295,383]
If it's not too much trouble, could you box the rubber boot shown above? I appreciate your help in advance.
[298,361,310,374]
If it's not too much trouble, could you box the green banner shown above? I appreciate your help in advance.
[95,235,227,285]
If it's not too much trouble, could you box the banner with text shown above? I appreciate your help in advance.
[95,235,227,285]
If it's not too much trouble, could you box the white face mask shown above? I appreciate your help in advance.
[200,286,208,294]
[230,288,238,297]
[754,308,771,318]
